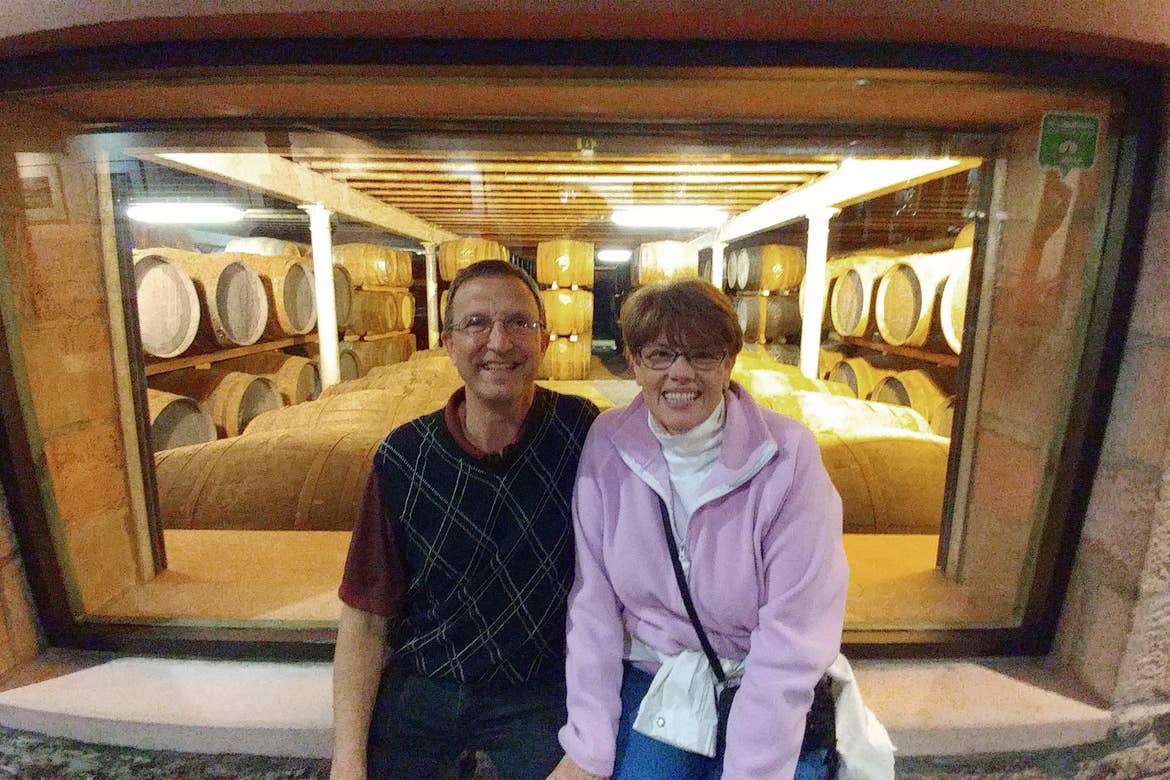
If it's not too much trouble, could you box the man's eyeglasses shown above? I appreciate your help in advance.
[449,314,543,338]
[637,346,727,371]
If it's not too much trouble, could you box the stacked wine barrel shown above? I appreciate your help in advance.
[332,243,418,374]
[727,243,805,347]
[152,350,949,535]
[536,240,595,381]
[822,353,957,438]
[133,238,367,455]
[630,241,699,286]
[826,238,972,355]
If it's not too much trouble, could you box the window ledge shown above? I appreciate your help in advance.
[0,653,1111,759]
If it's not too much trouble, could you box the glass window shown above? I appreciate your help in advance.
[0,65,1130,652]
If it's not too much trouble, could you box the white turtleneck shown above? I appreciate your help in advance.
[648,396,726,572]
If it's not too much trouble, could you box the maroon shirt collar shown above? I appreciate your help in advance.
[443,387,533,463]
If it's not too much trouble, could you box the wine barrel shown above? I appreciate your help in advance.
[816,429,949,534]
[798,257,850,337]
[133,254,200,358]
[542,288,594,336]
[133,248,268,349]
[326,353,460,397]
[146,389,217,452]
[536,240,595,288]
[631,241,699,286]
[939,259,970,354]
[333,243,414,288]
[438,238,509,281]
[154,429,384,531]
[930,395,956,439]
[346,289,413,336]
[870,369,952,422]
[289,341,364,382]
[748,387,932,435]
[541,335,592,380]
[240,254,317,338]
[149,368,284,437]
[736,244,805,292]
[825,356,904,400]
[830,255,899,339]
[733,366,853,399]
[953,223,976,249]
[298,261,354,330]
[349,333,417,372]
[130,224,195,251]
[734,293,801,344]
[223,236,302,257]
[874,248,970,348]
[216,352,321,405]
[723,249,740,290]
[244,387,420,435]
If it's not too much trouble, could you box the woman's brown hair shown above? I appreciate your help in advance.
[619,278,742,363]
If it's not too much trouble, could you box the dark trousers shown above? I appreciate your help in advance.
[367,664,567,780]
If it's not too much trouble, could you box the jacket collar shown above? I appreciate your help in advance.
[609,381,778,501]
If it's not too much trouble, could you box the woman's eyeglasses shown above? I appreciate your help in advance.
[637,346,727,371]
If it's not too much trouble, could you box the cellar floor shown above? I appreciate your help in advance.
[92,529,1013,628]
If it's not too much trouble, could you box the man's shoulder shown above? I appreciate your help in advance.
[379,407,446,456]
[537,385,601,428]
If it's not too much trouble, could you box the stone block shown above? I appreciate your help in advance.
[1082,462,1159,596]
[1068,568,1135,703]
[18,317,120,436]
[1130,209,1170,340]
[23,221,109,323]
[1139,498,1170,597]
[1098,343,1170,468]
[957,428,1045,601]
[63,506,143,614]
[1113,590,1170,705]
[41,419,129,524]
[0,558,40,665]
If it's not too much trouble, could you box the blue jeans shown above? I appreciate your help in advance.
[366,664,566,780]
[613,663,836,780]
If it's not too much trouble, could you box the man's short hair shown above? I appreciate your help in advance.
[442,259,546,334]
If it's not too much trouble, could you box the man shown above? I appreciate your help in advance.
[331,260,599,780]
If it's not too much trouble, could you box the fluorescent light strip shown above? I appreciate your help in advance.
[127,203,245,224]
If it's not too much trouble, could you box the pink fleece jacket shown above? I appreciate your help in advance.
[559,382,848,779]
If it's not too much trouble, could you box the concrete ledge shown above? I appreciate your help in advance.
[0,654,1111,759]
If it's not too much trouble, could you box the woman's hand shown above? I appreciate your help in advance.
[546,753,608,780]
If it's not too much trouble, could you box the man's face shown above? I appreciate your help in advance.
[441,275,549,409]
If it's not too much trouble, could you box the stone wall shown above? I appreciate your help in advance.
[0,481,41,679]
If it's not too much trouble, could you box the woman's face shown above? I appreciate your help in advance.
[632,335,733,434]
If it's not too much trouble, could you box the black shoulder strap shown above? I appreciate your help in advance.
[657,494,727,685]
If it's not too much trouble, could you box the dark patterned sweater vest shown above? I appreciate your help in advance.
[374,387,598,683]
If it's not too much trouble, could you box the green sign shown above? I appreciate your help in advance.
[1039,112,1099,176]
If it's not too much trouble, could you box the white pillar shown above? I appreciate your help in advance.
[710,241,727,290]
[424,242,439,349]
[799,207,839,379]
[301,203,340,388]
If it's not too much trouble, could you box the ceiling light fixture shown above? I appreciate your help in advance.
[596,248,632,264]
[127,203,245,224]
[611,205,728,229]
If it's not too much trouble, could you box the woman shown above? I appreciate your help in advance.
[550,279,847,780]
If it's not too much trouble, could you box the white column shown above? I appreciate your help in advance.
[799,207,839,379]
[710,241,727,289]
[301,203,340,388]
[424,242,439,348]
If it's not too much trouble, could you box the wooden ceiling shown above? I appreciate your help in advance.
[286,148,839,248]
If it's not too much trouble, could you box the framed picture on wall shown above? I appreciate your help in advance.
[19,162,67,223]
